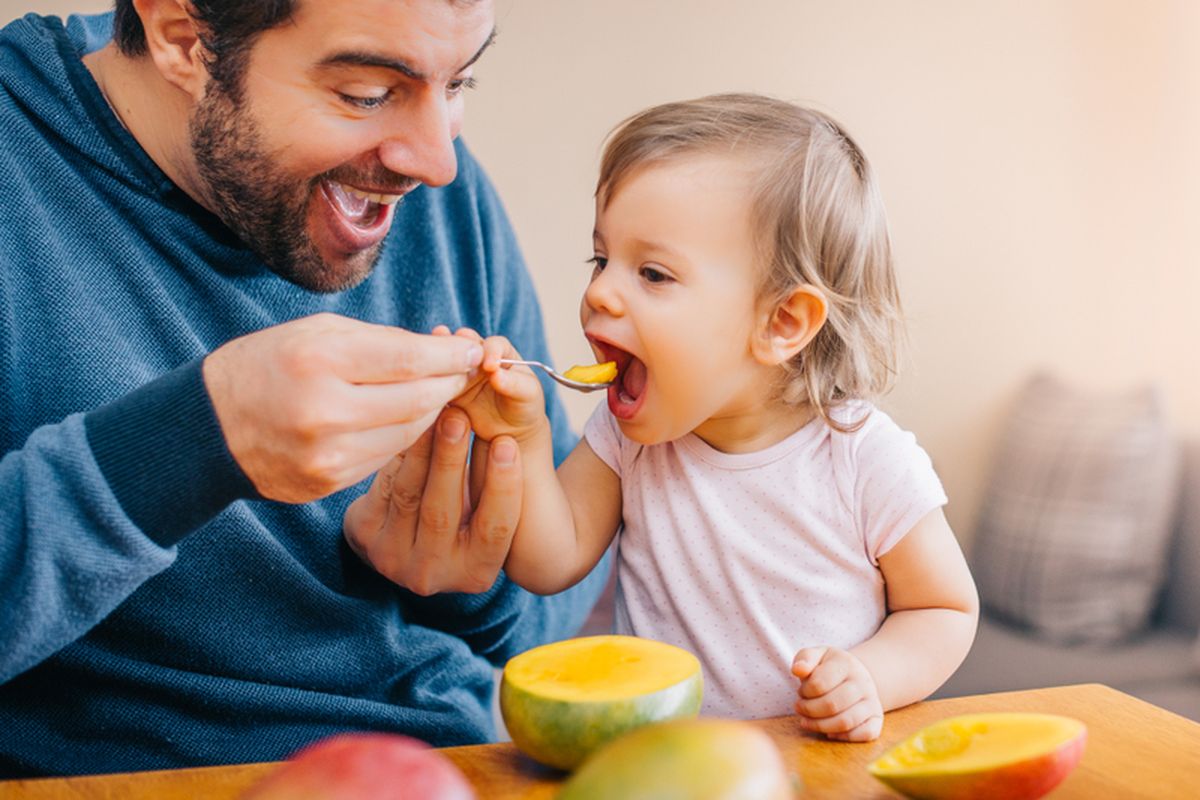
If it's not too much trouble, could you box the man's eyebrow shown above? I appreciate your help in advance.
[316,29,497,80]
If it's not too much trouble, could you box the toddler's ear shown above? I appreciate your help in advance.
[752,285,828,366]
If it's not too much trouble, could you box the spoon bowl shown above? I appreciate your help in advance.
[498,358,614,393]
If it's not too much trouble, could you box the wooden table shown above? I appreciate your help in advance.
[4,684,1199,798]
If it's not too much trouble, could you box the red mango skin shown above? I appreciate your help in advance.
[242,733,476,800]
[877,731,1086,800]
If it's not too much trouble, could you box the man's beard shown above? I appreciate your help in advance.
[189,83,390,293]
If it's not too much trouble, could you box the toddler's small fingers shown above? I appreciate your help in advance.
[791,646,828,678]
[795,695,879,736]
[798,657,852,699]
[431,325,452,336]
[828,714,883,743]
[794,680,865,719]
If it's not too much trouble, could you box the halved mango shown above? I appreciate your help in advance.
[499,635,703,770]
[561,361,618,384]
[868,712,1086,799]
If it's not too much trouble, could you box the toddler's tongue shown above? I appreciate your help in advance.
[620,357,648,400]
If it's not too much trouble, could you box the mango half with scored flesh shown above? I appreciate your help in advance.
[558,718,794,800]
[868,712,1087,799]
[561,361,618,384]
[499,635,703,770]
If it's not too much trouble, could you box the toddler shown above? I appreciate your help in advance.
[448,93,978,741]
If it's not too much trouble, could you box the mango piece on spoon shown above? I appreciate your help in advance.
[562,361,617,384]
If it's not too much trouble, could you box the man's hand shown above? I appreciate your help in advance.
[203,313,483,503]
[791,646,885,742]
[342,406,523,595]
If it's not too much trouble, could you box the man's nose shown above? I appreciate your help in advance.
[377,90,459,188]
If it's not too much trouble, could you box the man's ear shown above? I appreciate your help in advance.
[132,0,209,100]
[751,284,828,366]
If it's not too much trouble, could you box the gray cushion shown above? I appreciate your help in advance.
[935,615,1200,721]
[937,615,1199,697]
[970,374,1179,644]
[1158,440,1200,633]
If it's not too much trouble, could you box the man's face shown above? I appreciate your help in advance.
[190,0,495,292]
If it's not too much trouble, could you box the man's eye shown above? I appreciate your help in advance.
[447,76,478,97]
[338,91,390,110]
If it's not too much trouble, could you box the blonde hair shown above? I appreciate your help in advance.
[597,93,903,431]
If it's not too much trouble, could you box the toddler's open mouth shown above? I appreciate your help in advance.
[590,339,648,420]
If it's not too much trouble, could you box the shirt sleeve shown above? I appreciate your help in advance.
[582,402,624,476]
[851,408,948,563]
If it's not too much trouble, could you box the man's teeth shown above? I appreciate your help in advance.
[342,184,402,205]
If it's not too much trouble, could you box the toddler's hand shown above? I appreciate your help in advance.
[791,646,883,742]
[437,327,546,443]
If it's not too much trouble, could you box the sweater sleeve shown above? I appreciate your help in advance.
[0,415,177,684]
[0,360,256,684]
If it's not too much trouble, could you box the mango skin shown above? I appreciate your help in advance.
[242,733,475,800]
[500,670,702,771]
[869,714,1087,800]
[871,734,1085,800]
[557,718,795,800]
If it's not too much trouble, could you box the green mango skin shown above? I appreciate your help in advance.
[557,718,795,800]
[500,672,703,771]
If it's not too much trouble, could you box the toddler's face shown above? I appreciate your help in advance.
[581,156,776,447]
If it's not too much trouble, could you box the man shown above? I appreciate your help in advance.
[0,0,604,777]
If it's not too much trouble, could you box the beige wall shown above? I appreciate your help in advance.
[6,1,1199,548]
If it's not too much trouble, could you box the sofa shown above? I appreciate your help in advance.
[931,373,1200,722]
[935,437,1200,721]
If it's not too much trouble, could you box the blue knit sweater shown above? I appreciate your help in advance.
[0,13,603,777]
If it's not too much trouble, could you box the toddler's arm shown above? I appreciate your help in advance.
[791,508,978,742]
[447,330,622,596]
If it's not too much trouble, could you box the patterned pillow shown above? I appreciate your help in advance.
[971,374,1180,644]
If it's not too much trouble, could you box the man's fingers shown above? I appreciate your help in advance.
[335,325,483,383]
[464,436,522,590]
[345,374,474,429]
[343,453,406,564]
[410,407,471,554]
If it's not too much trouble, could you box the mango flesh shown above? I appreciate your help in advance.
[868,713,1087,800]
[557,718,794,800]
[499,635,703,770]
[561,361,618,384]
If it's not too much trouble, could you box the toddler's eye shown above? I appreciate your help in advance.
[586,256,608,273]
[640,265,671,284]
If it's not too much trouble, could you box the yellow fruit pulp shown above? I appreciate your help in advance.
[561,361,618,384]
[503,635,699,702]
[869,713,1086,775]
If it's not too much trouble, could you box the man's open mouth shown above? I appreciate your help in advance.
[322,180,407,228]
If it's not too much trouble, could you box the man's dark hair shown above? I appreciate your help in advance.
[112,0,296,93]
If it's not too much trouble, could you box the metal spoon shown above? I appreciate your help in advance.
[497,358,614,393]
